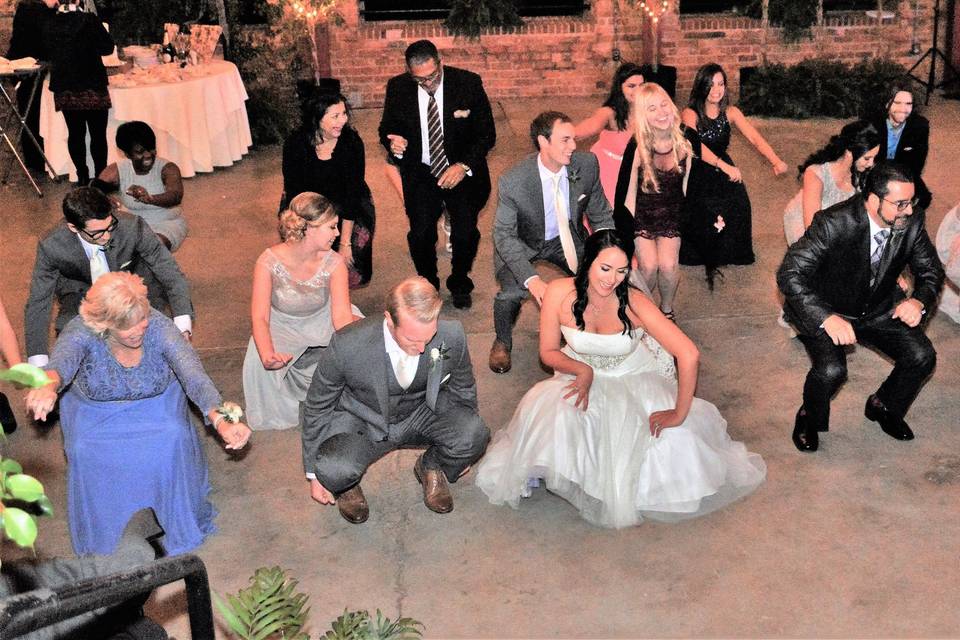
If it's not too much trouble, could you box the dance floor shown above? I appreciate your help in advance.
[2,96,959,638]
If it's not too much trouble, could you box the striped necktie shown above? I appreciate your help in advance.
[870,229,890,285]
[426,92,449,179]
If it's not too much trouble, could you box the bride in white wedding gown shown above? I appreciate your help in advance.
[475,230,766,528]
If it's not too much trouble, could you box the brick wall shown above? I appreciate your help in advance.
[1,0,942,106]
[327,0,940,106]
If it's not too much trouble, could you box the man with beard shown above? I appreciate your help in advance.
[777,161,944,452]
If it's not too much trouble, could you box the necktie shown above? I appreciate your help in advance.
[426,92,449,179]
[870,229,890,285]
[394,352,418,390]
[552,174,578,273]
[89,247,109,283]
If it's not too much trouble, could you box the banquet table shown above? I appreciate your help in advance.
[39,59,251,181]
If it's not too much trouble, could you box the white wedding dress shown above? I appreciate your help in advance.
[475,326,766,528]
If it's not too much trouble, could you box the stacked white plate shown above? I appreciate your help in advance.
[123,45,160,69]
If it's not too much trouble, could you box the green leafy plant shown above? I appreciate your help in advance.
[1,362,56,564]
[768,0,818,42]
[445,0,524,39]
[321,609,423,640]
[215,566,310,640]
[0,456,54,562]
[739,57,909,120]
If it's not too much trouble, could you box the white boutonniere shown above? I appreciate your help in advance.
[430,342,450,371]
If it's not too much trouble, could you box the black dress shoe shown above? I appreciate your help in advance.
[451,292,472,309]
[865,395,914,441]
[792,408,818,452]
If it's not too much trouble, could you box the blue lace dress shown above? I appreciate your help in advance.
[48,309,222,556]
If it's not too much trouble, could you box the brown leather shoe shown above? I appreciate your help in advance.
[488,339,512,374]
[413,455,453,513]
[336,485,369,524]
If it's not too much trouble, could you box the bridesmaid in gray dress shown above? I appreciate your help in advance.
[242,192,359,430]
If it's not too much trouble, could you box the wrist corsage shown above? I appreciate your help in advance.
[213,402,243,429]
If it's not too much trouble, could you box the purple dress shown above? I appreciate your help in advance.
[49,309,222,555]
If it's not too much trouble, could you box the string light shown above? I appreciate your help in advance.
[289,0,320,20]
[636,0,669,23]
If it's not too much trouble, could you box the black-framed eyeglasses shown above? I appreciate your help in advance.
[80,215,118,240]
[410,65,441,87]
[881,196,919,212]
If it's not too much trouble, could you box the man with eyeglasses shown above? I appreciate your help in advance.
[378,39,495,310]
[778,161,944,452]
[24,187,193,367]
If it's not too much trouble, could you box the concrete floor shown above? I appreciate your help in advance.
[2,95,959,638]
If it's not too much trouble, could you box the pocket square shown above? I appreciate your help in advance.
[453,109,471,118]
[441,373,451,384]
[902,146,913,151]
[577,194,587,202]
[120,261,132,269]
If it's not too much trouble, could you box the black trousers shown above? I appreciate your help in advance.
[493,236,571,349]
[797,312,936,431]
[401,163,486,295]
[313,403,489,495]
[62,108,109,184]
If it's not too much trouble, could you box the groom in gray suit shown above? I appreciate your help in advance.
[489,111,615,373]
[24,187,193,367]
[301,277,488,524]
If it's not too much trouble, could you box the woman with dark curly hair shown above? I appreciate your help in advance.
[783,120,881,245]
[476,229,765,528]
[280,90,376,288]
[680,63,788,288]
[242,192,359,430]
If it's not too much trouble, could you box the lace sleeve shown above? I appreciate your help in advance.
[47,316,95,389]
[639,331,677,381]
[155,312,222,420]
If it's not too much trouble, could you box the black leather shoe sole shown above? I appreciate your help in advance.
[792,408,818,452]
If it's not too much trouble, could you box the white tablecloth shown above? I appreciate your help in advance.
[40,60,251,180]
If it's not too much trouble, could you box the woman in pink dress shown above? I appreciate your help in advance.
[575,63,648,207]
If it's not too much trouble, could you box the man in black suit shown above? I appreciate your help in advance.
[24,187,193,367]
[777,162,944,452]
[872,85,932,209]
[378,39,496,309]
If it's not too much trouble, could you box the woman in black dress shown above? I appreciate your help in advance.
[281,91,375,288]
[42,0,114,185]
[680,63,788,289]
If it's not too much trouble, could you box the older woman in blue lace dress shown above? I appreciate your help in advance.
[26,272,250,555]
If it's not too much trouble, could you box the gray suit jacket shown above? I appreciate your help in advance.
[493,151,614,284]
[301,316,479,473]
[24,212,193,357]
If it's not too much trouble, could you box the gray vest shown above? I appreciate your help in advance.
[386,353,429,424]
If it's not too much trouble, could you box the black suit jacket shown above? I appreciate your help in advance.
[378,65,495,204]
[777,195,944,336]
[24,213,193,357]
[873,113,931,207]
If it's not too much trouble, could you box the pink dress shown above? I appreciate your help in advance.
[590,129,633,207]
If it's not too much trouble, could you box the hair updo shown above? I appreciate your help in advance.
[278,192,336,242]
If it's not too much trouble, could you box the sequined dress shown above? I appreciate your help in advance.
[475,325,766,528]
[48,309,222,555]
[634,164,687,239]
[681,111,755,267]
[242,248,347,430]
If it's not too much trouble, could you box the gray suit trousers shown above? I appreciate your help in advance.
[314,404,488,495]
[493,236,571,349]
